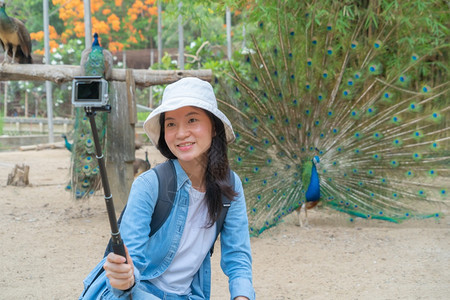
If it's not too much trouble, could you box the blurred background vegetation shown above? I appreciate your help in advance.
[0,0,447,125]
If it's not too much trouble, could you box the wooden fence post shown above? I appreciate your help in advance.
[106,76,136,212]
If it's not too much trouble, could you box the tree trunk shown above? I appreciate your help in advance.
[7,164,30,186]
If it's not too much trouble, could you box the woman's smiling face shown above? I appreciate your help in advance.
[164,106,214,165]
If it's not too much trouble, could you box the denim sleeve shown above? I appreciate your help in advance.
[220,172,256,300]
[106,170,159,298]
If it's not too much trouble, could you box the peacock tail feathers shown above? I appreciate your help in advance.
[67,33,112,199]
[66,109,108,199]
[217,0,449,236]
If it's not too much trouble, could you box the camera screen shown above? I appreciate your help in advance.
[76,81,100,101]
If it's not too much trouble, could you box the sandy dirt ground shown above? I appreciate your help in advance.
[0,147,449,299]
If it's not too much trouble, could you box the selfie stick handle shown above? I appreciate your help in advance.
[85,106,127,261]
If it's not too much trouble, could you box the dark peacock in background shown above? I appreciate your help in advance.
[216,0,449,236]
[66,33,113,199]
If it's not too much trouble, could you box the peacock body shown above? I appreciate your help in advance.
[0,0,32,64]
[66,33,112,199]
[217,0,449,236]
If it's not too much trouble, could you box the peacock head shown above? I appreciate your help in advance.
[313,156,320,164]
[92,33,100,47]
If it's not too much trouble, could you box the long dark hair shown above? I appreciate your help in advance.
[157,110,236,225]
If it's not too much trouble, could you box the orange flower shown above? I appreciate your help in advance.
[91,0,105,12]
[148,6,157,16]
[115,0,122,6]
[128,35,138,44]
[49,40,59,52]
[102,8,111,15]
[74,21,85,38]
[30,31,44,42]
[109,41,124,52]
[34,49,45,55]
[92,18,110,35]
[49,26,59,40]
[107,14,121,31]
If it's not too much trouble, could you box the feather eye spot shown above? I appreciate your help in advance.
[312,37,317,45]
[351,41,358,49]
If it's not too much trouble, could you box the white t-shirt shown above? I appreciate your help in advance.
[149,187,216,295]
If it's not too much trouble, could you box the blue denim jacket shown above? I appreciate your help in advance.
[106,159,255,299]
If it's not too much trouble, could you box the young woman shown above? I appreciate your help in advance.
[102,77,255,299]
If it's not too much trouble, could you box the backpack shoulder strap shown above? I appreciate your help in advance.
[210,169,235,255]
[150,160,177,237]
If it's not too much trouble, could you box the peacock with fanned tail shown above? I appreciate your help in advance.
[216,0,449,236]
[66,33,113,199]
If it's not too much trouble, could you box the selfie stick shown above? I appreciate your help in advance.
[84,106,127,261]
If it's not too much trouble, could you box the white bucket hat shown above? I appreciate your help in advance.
[143,77,235,146]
